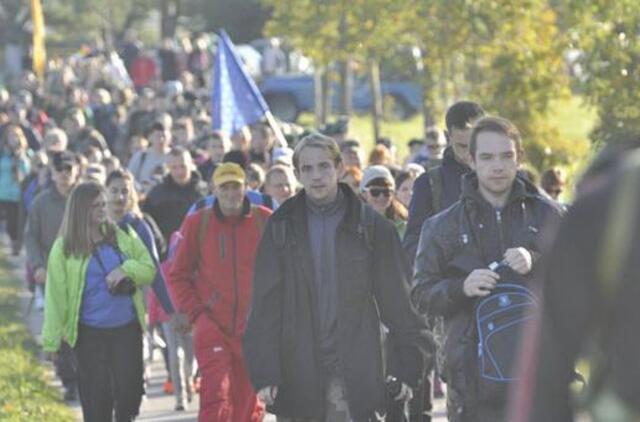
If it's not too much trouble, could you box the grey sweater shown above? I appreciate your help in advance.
[25,187,67,270]
[305,189,347,372]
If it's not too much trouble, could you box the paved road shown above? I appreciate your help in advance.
[3,238,445,421]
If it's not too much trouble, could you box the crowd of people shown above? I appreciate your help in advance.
[0,32,633,422]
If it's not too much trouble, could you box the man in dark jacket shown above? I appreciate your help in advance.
[403,101,485,261]
[143,147,204,244]
[403,101,485,420]
[412,117,562,421]
[243,133,429,421]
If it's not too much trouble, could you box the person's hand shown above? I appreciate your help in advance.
[257,385,278,406]
[503,247,533,275]
[106,267,127,290]
[463,269,500,297]
[34,267,47,284]
[169,313,191,334]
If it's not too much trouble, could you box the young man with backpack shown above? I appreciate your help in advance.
[403,101,485,420]
[411,116,563,421]
[243,133,429,421]
[403,101,485,261]
[169,162,269,421]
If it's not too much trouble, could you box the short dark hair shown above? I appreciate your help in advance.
[469,116,523,159]
[445,101,485,132]
[541,168,564,189]
[223,150,249,169]
[145,121,165,137]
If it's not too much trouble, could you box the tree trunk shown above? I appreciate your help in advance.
[314,69,325,127]
[160,0,180,39]
[368,58,382,143]
[321,69,332,125]
[338,59,353,116]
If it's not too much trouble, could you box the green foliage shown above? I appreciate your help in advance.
[43,0,155,48]
[559,0,640,144]
[0,257,73,421]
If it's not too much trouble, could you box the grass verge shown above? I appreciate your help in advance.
[0,254,74,421]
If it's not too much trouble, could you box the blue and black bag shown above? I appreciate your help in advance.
[475,270,540,402]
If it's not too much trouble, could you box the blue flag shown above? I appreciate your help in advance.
[212,30,270,137]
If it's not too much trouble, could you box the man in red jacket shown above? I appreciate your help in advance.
[170,162,268,421]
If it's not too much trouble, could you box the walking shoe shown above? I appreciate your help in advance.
[175,403,186,411]
[163,379,174,394]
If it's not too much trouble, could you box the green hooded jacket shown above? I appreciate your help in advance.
[41,226,156,352]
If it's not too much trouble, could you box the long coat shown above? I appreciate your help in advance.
[243,184,429,421]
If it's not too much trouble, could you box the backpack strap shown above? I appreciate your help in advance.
[135,150,148,181]
[427,166,443,214]
[196,206,213,264]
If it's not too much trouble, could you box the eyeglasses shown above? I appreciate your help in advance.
[368,188,392,198]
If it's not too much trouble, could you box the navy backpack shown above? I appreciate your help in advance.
[475,281,539,402]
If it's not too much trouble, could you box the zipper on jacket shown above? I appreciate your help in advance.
[231,224,239,336]
[496,209,505,252]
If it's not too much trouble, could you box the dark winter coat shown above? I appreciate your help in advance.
[243,184,430,421]
[403,147,469,261]
[411,173,562,419]
[142,172,204,243]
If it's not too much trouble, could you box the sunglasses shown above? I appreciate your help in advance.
[368,188,392,198]
[55,164,74,173]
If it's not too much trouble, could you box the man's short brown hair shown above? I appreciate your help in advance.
[469,116,524,159]
[292,133,342,170]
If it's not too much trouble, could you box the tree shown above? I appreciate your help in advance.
[45,0,155,48]
[557,0,640,144]
[261,0,417,131]
[408,0,572,170]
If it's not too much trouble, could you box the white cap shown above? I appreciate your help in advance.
[360,165,395,192]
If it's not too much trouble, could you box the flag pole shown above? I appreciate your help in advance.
[265,111,288,148]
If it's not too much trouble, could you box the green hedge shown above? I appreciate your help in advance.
[0,256,74,421]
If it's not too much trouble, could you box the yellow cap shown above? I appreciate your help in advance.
[212,162,246,187]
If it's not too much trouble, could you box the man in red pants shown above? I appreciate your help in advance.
[171,163,268,421]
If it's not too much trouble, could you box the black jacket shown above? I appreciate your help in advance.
[403,147,469,261]
[243,184,429,421]
[411,173,562,416]
[143,172,204,243]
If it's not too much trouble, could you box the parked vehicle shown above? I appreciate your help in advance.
[259,74,422,122]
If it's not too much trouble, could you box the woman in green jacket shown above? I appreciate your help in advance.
[42,182,155,422]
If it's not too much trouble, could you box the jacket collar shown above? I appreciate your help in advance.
[442,146,470,172]
[282,183,362,228]
[461,172,540,211]
[213,196,251,222]
[163,171,201,190]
